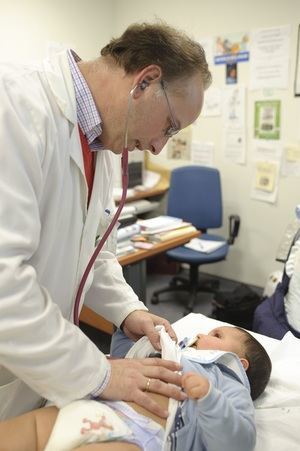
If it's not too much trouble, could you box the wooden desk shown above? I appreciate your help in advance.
[80,229,200,334]
[118,230,200,265]
[116,178,169,204]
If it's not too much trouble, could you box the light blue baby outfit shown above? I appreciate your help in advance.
[111,329,256,451]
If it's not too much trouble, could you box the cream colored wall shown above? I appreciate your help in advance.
[1,0,299,287]
[112,0,300,288]
[0,0,112,61]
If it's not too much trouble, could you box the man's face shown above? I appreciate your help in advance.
[108,73,204,155]
[195,326,246,358]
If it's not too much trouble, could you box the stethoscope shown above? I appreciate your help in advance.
[73,83,144,325]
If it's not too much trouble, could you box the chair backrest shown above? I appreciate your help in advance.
[167,165,222,230]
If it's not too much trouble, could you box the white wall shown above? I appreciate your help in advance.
[1,0,299,287]
[0,0,113,61]
[112,0,300,288]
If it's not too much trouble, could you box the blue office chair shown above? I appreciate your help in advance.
[151,166,240,315]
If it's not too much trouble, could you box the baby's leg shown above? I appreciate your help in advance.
[0,407,142,451]
[0,406,58,451]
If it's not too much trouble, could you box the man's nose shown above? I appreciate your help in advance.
[150,136,169,155]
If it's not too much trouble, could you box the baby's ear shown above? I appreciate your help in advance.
[240,357,249,371]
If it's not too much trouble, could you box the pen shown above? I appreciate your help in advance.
[178,337,189,349]
[178,336,198,349]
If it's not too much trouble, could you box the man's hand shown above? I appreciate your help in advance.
[182,371,210,399]
[122,310,177,350]
[100,358,187,418]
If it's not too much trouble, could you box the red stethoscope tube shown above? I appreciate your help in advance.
[73,148,129,325]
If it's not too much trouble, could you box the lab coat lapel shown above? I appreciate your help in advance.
[43,51,76,125]
[42,51,85,175]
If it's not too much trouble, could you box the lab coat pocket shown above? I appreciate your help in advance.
[97,213,120,255]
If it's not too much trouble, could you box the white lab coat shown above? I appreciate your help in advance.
[0,51,147,420]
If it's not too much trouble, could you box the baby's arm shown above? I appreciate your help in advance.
[182,371,210,399]
[182,370,256,451]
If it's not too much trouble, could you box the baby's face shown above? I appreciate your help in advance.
[195,326,245,358]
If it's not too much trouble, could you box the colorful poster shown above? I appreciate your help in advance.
[214,32,249,65]
[254,100,281,140]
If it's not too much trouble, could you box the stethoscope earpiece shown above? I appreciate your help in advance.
[139,80,149,90]
[130,80,149,96]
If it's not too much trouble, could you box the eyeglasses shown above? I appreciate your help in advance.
[160,81,180,138]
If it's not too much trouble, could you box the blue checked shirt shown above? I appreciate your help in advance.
[67,49,103,151]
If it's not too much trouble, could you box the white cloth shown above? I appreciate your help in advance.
[126,327,180,450]
[0,51,147,420]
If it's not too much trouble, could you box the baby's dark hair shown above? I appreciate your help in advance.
[236,327,272,401]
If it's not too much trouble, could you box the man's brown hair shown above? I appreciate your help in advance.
[101,21,212,90]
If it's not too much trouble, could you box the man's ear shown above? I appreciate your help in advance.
[240,358,249,371]
[131,64,162,98]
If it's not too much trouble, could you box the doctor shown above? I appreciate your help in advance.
[0,21,211,420]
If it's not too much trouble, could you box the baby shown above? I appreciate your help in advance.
[109,324,272,451]
[0,326,272,451]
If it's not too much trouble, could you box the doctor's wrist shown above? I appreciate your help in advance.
[89,361,111,398]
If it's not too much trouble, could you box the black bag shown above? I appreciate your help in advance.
[211,284,262,330]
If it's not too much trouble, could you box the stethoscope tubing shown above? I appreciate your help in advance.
[73,148,128,325]
[73,89,134,325]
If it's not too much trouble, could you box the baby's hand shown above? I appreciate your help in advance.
[182,372,210,399]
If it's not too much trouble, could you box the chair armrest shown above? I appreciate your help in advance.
[227,214,240,245]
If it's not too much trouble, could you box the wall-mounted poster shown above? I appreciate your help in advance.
[251,160,280,204]
[167,126,192,160]
[250,25,291,90]
[254,100,281,140]
[214,32,249,65]
[201,87,222,117]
